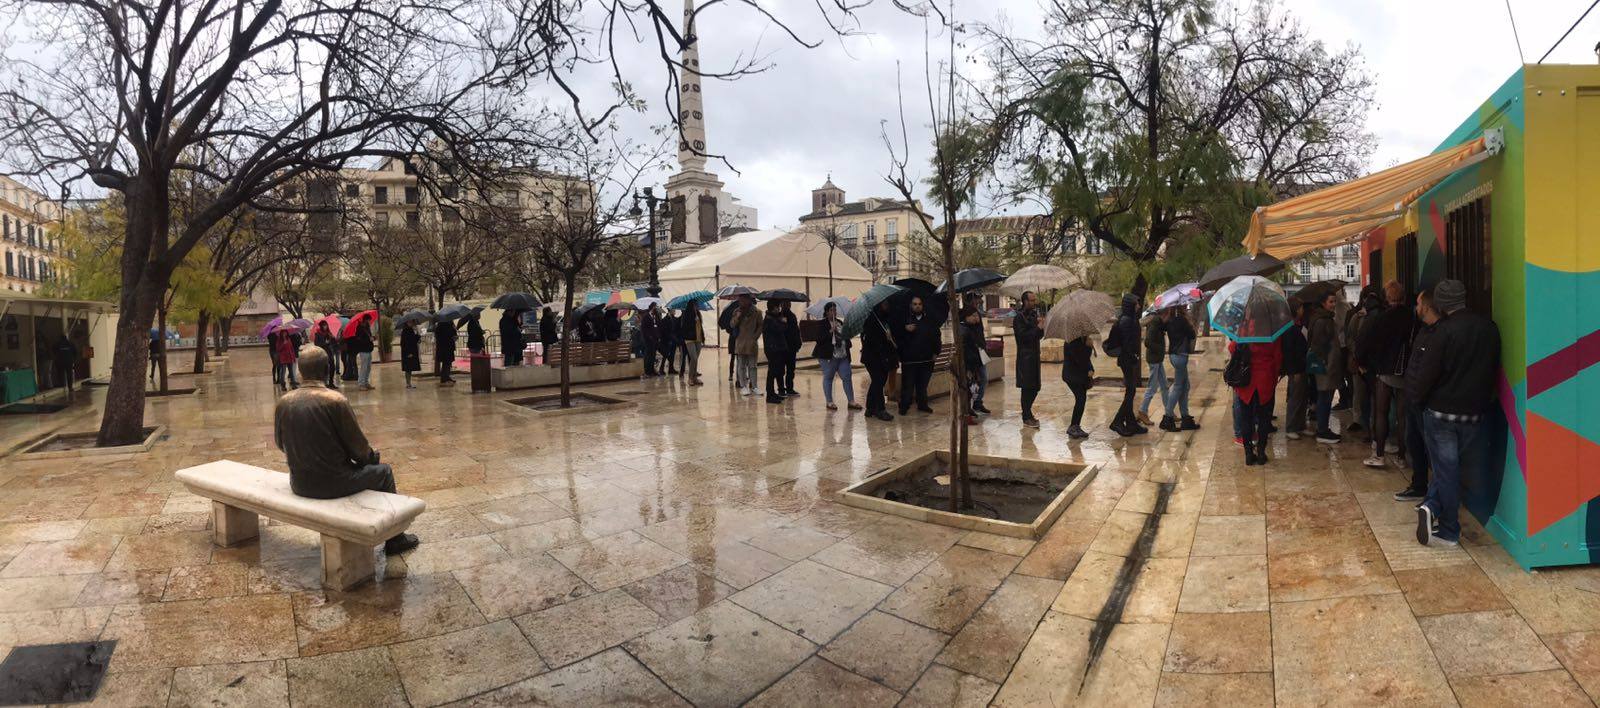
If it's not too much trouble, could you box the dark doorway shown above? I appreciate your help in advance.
[1369,248,1384,292]
[1445,197,1492,315]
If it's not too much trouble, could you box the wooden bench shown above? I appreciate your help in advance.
[544,341,632,367]
[175,460,426,591]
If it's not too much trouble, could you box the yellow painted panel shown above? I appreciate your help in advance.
[1525,66,1600,272]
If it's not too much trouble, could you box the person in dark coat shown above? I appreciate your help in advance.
[400,323,422,388]
[1281,300,1311,440]
[780,301,802,396]
[1062,336,1094,438]
[313,321,341,389]
[719,301,741,383]
[1411,280,1500,548]
[658,307,680,376]
[1012,292,1044,427]
[1230,337,1283,466]
[1356,281,1417,469]
[537,308,557,359]
[349,321,375,390]
[465,314,485,355]
[640,307,661,376]
[501,309,526,366]
[434,319,457,385]
[860,300,899,421]
[1105,293,1146,436]
[960,306,988,421]
[680,306,706,386]
[896,295,940,415]
[761,303,793,404]
[264,330,280,386]
[1395,288,1439,504]
[1164,307,1199,430]
[1307,292,1344,443]
[52,334,78,394]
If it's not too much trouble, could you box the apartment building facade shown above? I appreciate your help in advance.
[797,179,932,283]
[0,176,64,295]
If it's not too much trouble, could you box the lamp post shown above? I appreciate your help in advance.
[631,187,671,297]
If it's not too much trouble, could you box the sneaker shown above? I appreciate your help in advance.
[847,402,863,410]
[917,406,935,414]
[1113,424,1137,438]
[766,395,784,404]
[826,403,838,411]
[1179,417,1200,431]
[1066,425,1089,438]
[1023,417,1042,428]
[1416,505,1435,546]
[1362,456,1386,468]
[1385,442,1400,454]
[1316,431,1342,444]
[383,533,420,555]
[1429,534,1459,548]
[1234,437,1244,446]
[743,388,757,397]
[1393,487,1425,502]
[1284,431,1302,440]
[1136,412,1154,426]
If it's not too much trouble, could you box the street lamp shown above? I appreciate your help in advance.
[630,186,672,297]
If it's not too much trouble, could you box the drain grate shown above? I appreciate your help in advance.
[0,641,115,706]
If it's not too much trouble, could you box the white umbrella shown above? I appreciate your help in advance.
[1000,264,1078,298]
[806,296,853,318]
[632,297,665,311]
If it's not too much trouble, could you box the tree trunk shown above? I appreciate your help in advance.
[943,242,971,511]
[156,307,170,392]
[214,316,229,355]
[1131,271,1150,300]
[828,244,835,298]
[560,274,575,408]
[96,279,161,446]
[191,311,210,373]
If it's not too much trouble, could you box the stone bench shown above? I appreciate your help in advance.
[175,460,426,591]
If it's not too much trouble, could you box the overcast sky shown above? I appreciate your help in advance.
[612,0,1600,230]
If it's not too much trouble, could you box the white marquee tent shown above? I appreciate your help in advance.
[656,228,875,346]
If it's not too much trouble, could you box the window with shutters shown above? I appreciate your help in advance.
[1444,196,1492,315]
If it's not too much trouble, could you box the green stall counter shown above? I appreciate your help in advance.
[1,368,38,404]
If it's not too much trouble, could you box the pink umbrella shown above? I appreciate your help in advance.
[342,310,379,338]
[315,314,343,339]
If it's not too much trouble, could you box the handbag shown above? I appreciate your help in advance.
[1306,349,1327,376]
[1224,347,1253,388]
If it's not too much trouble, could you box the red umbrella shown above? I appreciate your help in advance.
[342,310,378,338]
[316,314,343,339]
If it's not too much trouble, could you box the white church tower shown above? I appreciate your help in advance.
[663,0,756,246]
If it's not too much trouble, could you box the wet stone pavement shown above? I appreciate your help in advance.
[2,340,1600,706]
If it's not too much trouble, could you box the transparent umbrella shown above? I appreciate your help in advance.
[1207,276,1294,343]
[999,264,1078,298]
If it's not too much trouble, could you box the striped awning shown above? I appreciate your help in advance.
[1244,129,1503,260]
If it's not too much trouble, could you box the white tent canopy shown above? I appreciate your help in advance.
[657,228,874,305]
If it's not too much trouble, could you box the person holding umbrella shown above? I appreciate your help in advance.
[1228,329,1284,466]
[811,301,859,410]
[1061,334,1095,438]
[1104,294,1147,436]
[274,325,300,390]
[1166,304,1200,430]
[859,299,900,421]
[761,301,793,404]
[1012,291,1044,427]
[780,301,801,396]
[679,305,705,385]
[434,316,457,386]
[1138,308,1173,430]
[349,320,375,390]
[465,311,486,356]
[537,308,556,359]
[896,295,940,415]
[1308,291,1345,443]
[501,310,526,366]
[264,329,280,387]
[639,304,661,377]
[400,320,423,388]
[313,320,341,389]
[731,294,762,396]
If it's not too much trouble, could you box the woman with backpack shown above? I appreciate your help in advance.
[1227,334,1283,466]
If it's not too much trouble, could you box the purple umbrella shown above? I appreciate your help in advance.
[259,316,284,338]
[288,318,314,330]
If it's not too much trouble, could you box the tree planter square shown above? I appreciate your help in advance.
[17,425,167,459]
[498,392,636,418]
[837,451,1097,539]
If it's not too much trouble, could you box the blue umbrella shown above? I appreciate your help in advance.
[1207,276,1293,343]
[667,290,715,310]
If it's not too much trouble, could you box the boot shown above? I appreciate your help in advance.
[1158,416,1179,432]
[1179,417,1201,431]
[1136,411,1154,426]
[1255,440,1271,465]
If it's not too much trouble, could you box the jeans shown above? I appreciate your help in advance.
[735,354,757,390]
[278,362,299,387]
[1021,387,1040,421]
[1314,387,1335,434]
[1165,354,1191,419]
[865,362,893,414]
[1284,374,1310,433]
[1235,394,1274,450]
[1141,360,1170,417]
[966,366,986,411]
[358,351,373,387]
[1405,406,1431,491]
[1421,411,1481,542]
[899,362,933,412]
[820,357,855,405]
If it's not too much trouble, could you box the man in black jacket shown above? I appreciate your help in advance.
[896,296,940,415]
[434,319,457,385]
[1107,293,1146,436]
[761,303,792,404]
[861,300,899,421]
[780,301,802,396]
[1281,301,1311,440]
[1412,280,1500,548]
[1395,288,1438,503]
[1012,292,1044,427]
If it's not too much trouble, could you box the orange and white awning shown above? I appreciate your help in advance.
[1243,129,1503,260]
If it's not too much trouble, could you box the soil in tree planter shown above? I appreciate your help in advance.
[29,427,161,453]
[873,459,1069,523]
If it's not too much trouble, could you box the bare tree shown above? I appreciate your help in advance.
[505,130,665,408]
[882,3,999,512]
[796,211,854,297]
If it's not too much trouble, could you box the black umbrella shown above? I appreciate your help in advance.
[395,310,434,327]
[758,288,809,302]
[935,267,1005,294]
[436,304,472,322]
[571,303,604,319]
[893,277,937,296]
[491,292,542,310]
[1290,279,1347,307]
[1199,254,1286,292]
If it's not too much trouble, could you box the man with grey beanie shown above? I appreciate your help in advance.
[1408,279,1499,547]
